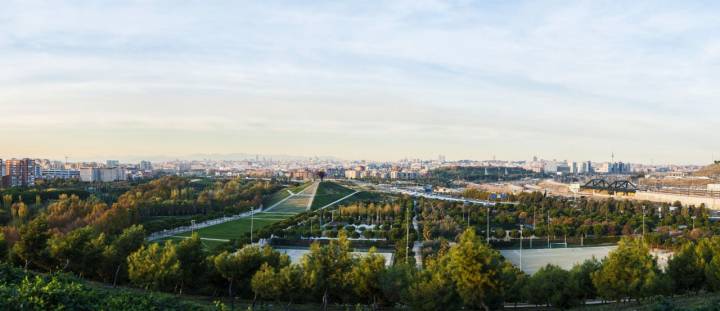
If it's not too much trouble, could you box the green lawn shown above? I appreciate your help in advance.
[262,182,312,208]
[168,182,318,250]
[288,181,313,194]
[262,188,291,208]
[310,181,356,209]
[176,217,277,241]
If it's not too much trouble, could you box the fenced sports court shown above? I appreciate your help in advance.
[500,245,616,275]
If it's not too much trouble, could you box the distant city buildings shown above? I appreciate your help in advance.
[80,167,127,182]
[544,161,571,174]
[0,154,698,187]
[1,158,38,187]
[139,160,153,171]
[41,168,80,180]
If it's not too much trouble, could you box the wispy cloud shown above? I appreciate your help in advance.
[0,0,718,163]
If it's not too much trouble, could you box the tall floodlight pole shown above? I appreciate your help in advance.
[406,205,410,264]
[642,206,645,242]
[486,206,490,243]
[250,205,254,243]
[467,205,471,227]
[519,224,524,271]
[547,210,551,248]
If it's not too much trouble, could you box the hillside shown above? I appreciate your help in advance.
[694,163,720,177]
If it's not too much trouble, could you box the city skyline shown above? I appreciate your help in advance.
[2,1,720,163]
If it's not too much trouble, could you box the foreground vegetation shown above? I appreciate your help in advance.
[3,176,720,309]
[0,262,216,310]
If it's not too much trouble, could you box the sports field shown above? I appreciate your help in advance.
[500,246,616,274]
[165,181,321,249]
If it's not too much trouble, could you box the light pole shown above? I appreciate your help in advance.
[250,205,254,243]
[641,206,645,242]
[406,205,411,264]
[486,206,490,243]
[519,224,523,271]
[547,210,551,249]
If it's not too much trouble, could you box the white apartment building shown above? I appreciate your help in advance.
[80,167,127,182]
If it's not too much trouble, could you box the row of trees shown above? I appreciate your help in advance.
[417,192,714,246]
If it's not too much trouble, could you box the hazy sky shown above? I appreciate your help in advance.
[1,1,719,164]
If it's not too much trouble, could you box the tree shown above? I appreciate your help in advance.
[501,261,527,307]
[379,263,413,306]
[251,263,303,310]
[251,263,283,305]
[446,229,506,310]
[666,243,703,293]
[100,224,146,286]
[592,238,660,302]
[2,194,11,211]
[570,258,602,303]
[302,231,355,311]
[16,202,29,222]
[404,256,459,311]
[526,264,579,308]
[213,245,289,307]
[48,226,106,278]
[11,216,50,270]
[127,241,181,291]
[0,233,7,261]
[175,233,206,294]
[350,248,386,309]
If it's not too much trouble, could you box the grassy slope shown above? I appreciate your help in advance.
[171,183,315,249]
[262,188,291,208]
[288,181,313,194]
[262,182,312,208]
[310,181,355,209]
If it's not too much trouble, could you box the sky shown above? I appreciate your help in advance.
[1,0,719,164]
